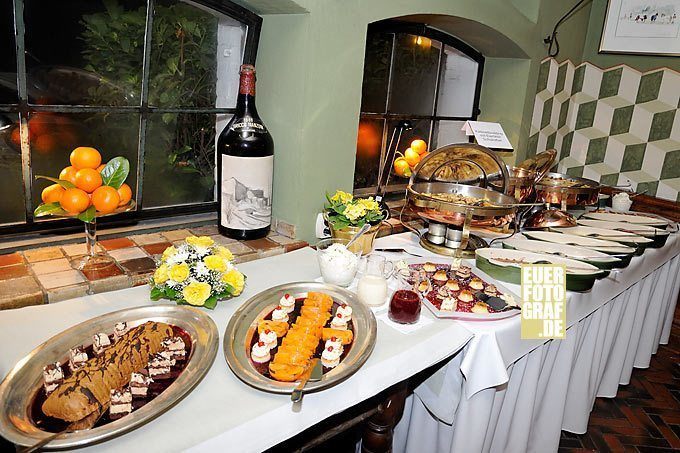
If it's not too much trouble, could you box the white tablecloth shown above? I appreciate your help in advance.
[380,232,680,453]
[0,248,474,452]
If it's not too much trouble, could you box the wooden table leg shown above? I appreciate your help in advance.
[361,382,409,453]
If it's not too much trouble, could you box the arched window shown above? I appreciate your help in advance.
[354,20,484,196]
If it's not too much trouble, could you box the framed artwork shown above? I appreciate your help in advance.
[600,0,680,55]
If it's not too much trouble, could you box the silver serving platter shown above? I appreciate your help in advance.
[0,305,219,449]
[224,282,377,394]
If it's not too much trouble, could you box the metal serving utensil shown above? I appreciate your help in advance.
[291,359,323,405]
[345,223,371,249]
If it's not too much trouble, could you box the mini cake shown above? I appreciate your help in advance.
[336,303,353,321]
[330,313,348,330]
[484,285,498,297]
[395,260,410,277]
[279,293,296,313]
[458,289,474,303]
[469,277,484,290]
[437,286,450,298]
[109,388,133,419]
[423,262,437,273]
[130,370,153,398]
[92,333,111,355]
[251,341,271,363]
[445,279,460,291]
[321,344,342,368]
[432,270,448,282]
[440,297,458,312]
[113,322,129,341]
[471,302,490,314]
[259,329,278,350]
[501,293,517,307]
[271,306,289,323]
[68,346,88,372]
[42,362,64,395]
[417,280,431,294]
[160,336,186,360]
[148,352,176,379]
[455,266,471,279]
[325,336,343,350]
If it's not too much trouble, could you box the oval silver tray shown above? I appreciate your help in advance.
[223,282,377,394]
[0,305,219,449]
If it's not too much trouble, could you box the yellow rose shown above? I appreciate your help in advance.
[153,264,169,285]
[186,236,214,248]
[182,281,212,306]
[222,269,245,296]
[343,203,367,222]
[161,245,177,262]
[169,263,190,282]
[357,197,380,212]
[331,190,353,204]
[204,255,227,272]
[216,246,234,262]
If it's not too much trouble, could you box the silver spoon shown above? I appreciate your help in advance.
[345,223,371,249]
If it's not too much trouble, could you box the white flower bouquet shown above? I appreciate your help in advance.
[150,235,246,309]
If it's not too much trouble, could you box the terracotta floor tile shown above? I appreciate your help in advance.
[190,225,220,236]
[243,238,279,251]
[31,258,73,275]
[162,229,194,242]
[209,234,237,245]
[61,243,103,257]
[0,276,44,310]
[223,242,253,255]
[142,242,173,256]
[0,264,29,281]
[81,263,124,281]
[99,237,136,251]
[0,252,23,267]
[108,247,147,262]
[36,269,86,289]
[284,241,309,253]
[22,247,64,263]
[129,232,166,245]
[119,257,157,275]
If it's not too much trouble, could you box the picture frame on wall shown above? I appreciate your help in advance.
[600,0,680,55]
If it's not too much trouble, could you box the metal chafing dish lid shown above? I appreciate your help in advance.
[516,149,557,181]
[410,143,509,194]
[537,172,601,189]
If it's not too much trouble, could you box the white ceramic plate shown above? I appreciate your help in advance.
[577,219,669,236]
[523,230,636,255]
[504,236,620,264]
[583,211,670,227]
[554,226,653,244]
[476,248,602,275]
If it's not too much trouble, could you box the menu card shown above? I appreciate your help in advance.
[462,121,513,150]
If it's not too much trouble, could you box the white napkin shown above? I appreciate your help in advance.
[375,310,434,334]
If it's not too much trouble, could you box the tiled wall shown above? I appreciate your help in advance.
[528,58,680,202]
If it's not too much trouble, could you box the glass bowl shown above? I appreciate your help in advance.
[316,238,362,287]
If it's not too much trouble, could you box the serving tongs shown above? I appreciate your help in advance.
[291,358,323,408]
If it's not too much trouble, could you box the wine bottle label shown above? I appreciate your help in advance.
[220,155,273,230]
[230,117,267,133]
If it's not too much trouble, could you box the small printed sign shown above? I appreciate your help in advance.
[461,121,513,150]
[520,264,566,340]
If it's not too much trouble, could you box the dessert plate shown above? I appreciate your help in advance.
[550,226,653,252]
[0,305,218,449]
[502,236,622,269]
[223,282,376,394]
[577,219,669,247]
[582,211,670,227]
[522,230,636,255]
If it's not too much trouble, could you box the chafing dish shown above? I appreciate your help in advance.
[535,172,602,207]
[507,166,537,202]
[516,149,557,181]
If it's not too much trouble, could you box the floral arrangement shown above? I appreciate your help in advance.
[324,190,385,230]
[150,236,245,309]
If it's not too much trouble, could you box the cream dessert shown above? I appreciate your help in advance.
[92,333,111,355]
[330,313,348,330]
[325,336,343,351]
[469,277,484,290]
[422,262,437,273]
[160,336,186,360]
[336,303,353,321]
[417,280,432,294]
[317,243,360,287]
[113,322,129,341]
[42,362,64,395]
[484,285,498,297]
[148,352,176,379]
[271,306,289,323]
[458,290,474,303]
[432,270,448,282]
[68,346,88,373]
[279,293,296,313]
[445,280,460,291]
[440,297,458,312]
[130,371,153,397]
[109,388,133,419]
[471,302,489,314]
[259,329,278,350]
[437,286,450,298]
[251,341,271,363]
[321,344,342,368]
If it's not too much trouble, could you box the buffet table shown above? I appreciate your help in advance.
[379,232,680,453]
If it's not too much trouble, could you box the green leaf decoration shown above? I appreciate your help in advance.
[203,295,218,309]
[35,175,75,189]
[101,157,130,189]
[150,286,164,301]
[34,202,67,217]
[77,205,97,223]
[166,287,178,299]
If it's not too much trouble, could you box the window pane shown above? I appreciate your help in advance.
[360,32,392,113]
[433,120,469,148]
[29,112,139,211]
[385,118,431,186]
[388,34,441,115]
[436,46,479,117]
[148,0,245,109]
[143,113,217,208]
[354,118,384,190]
[24,0,146,106]
[0,114,26,223]
[0,1,18,105]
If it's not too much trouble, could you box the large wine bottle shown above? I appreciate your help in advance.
[217,64,274,240]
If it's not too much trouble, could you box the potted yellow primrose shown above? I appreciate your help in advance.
[150,236,245,309]
[324,190,386,254]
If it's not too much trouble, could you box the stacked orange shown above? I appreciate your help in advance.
[393,139,429,178]
[41,147,133,215]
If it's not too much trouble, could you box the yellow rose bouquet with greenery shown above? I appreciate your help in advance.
[324,190,385,230]
[150,235,245,309]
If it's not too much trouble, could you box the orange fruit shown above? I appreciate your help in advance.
[117,183,132,206]
[74,168,102,193]
[393,157,412,178]
[96,164,106,173]
[91,186,120,214]
[59,166,78,185]
[411,139,427,155]
[70,147,102,170]
[41,184,65,203]
[60,188,90,214]
[404,147,421,167]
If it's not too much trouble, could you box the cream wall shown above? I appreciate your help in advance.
[240,0,592,240]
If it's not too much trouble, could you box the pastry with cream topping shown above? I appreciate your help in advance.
[321,344,342,368]
[92,333,111,356]
[330,313,348,330]
[279,293,296,313]
[440,297,458,312]
[259,329,278,350]
[251,341,271,363]
[113,322,129,341]
[271,306,289,323]
[469,277,484,290]
[42,362,64,395]
[68,346,88,373]
[109,388,132,419]
[130,370,153,397]
[336,303,352,321]
[148,352,175,379]
[161,336,186,360]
